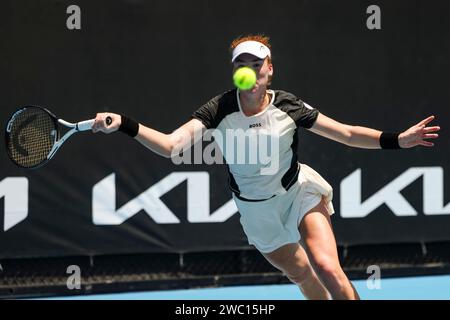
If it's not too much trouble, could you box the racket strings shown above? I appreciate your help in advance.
[6,108,56,168]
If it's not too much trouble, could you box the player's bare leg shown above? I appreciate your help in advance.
[263,243,331,300]
[299,197,360,300]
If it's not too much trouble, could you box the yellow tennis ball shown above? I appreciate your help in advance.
[233,67,257,90]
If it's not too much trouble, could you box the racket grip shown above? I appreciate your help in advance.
[77,116,112,131]
[77,119,96,131]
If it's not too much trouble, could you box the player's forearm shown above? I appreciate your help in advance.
[348,126,383,149]
[135,124,174,158]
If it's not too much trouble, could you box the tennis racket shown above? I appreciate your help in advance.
[4,106,111,169]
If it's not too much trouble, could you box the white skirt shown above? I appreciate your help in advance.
[233,163,334,253]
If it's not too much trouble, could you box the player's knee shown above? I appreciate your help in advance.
[314,257,345,284]
[285,264,313,286]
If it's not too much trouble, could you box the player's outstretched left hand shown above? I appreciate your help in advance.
[399,115,440,148]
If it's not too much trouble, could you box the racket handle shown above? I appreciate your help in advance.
[76,116,112,132]
[77,119,96,131]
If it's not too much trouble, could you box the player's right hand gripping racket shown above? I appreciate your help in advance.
[5,106,111,169]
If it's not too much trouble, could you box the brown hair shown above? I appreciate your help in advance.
[230,34,272,64]
[230,34,273,85]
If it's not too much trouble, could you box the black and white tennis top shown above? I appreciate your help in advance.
[191,89,319,201]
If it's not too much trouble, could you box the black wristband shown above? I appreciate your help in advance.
[380,132,401,149]
[119,115,139,138]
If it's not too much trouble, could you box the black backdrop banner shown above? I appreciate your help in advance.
[1,0,449,259]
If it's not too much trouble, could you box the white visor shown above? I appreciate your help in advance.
[231,41,271,63]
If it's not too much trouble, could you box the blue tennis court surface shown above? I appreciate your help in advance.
[44,274,450,300]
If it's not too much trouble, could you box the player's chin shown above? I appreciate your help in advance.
[241,86,257,93]
[250,83,261,93]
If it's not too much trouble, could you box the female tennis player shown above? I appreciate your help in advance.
[92,35,440,300]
